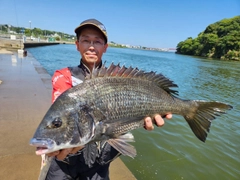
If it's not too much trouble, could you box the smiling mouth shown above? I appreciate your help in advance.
[87,54,97,57]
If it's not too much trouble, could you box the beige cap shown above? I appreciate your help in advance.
[74,19,107,42]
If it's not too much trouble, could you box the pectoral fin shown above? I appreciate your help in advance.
[107,133,136,158]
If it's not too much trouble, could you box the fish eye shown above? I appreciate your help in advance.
[51,117,62,128]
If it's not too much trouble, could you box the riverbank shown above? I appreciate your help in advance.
[0,50,135,180]
[0,38,60,51]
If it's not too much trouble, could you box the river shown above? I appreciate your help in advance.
[27,44,240,180]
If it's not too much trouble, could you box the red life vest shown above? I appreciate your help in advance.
[51,67,72,103]
[51,62,102,103]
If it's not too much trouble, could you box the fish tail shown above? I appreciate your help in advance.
[184,100,233,142]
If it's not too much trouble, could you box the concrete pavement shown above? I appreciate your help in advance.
[0,51,135,180]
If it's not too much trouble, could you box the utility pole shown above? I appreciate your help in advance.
[29,21,31,39]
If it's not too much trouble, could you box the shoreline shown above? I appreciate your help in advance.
[0,50,135,179]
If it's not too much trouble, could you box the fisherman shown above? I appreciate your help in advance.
[46,18,172,180]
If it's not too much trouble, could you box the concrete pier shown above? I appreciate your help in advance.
[0,51,136,180]
[0,38,60,51]
[0,38,24,51]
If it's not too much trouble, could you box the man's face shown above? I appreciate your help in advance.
[75,27,108,70]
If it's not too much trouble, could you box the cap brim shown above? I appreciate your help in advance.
[74,23,107,42]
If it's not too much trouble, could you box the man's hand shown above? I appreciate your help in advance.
[144,114,172,130]
[47,146,84,160]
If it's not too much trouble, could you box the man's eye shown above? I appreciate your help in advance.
[95,41,102,45]
[82,40,90,43]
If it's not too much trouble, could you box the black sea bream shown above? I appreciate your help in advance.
[30,63,232,166]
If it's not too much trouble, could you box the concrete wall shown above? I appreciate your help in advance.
[24,42,59,48]
[0,38,24,51]
[0,38,60,50]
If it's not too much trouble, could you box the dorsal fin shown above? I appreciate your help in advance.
[87,63,178,96]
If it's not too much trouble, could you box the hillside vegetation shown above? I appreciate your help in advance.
[176,15,240,61]
[0,24,76,41]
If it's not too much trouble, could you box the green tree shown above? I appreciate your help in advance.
[176,15,240,61]
[55,36,60,41]
[32,28,42,37]
[24,29,31,36]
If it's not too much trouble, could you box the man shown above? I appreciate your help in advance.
[46,19,172,180]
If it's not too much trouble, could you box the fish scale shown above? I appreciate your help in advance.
[84,78,173,120]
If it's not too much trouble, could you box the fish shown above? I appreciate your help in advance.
[30,63,233,169]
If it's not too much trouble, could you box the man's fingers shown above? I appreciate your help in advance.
[56,148,73,160]
[47,151,60,157]
[155,114,164,127]
[144,117,154,130]
[70,146,84,154]
[165,114,172,119]
[46,146,85,160]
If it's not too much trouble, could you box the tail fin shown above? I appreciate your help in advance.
[184,101,233,142]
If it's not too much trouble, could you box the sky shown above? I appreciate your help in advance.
[0,0,239,48]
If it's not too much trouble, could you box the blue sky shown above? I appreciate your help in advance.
[1,0,239,48]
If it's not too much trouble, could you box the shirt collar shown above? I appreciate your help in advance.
[78,59,103,74]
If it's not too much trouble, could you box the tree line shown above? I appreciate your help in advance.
[0,24,76,41]
[176,15,240,61]
[0,25,129,47]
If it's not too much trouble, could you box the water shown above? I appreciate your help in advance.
[27,44,240,180]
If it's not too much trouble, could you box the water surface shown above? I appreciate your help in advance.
[27,45,240,180]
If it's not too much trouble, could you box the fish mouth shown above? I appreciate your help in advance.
[30,138,55,155]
